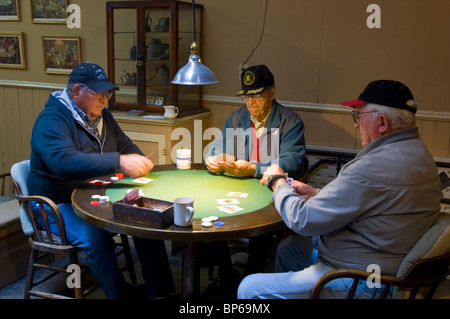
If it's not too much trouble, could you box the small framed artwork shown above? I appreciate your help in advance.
[42,35,81,74]
[31,0,68,24]
[0,0,20,21]
[0,32,26,69]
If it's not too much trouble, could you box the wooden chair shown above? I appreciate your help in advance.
[11,160,136,299]
[310,212,450,299]
[0,172,13,197]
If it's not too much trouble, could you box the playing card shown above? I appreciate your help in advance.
[227,192,248,198]
[286,177,294,185]
[132,177,154,184]
[217,154,236,163]
[217,199,240,205]
[217,205,243,214]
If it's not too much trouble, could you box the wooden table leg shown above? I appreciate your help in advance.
[181,241,200,298]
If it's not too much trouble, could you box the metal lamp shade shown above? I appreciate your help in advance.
[172,53,218,85]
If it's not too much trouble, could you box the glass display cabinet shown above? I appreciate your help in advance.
[106,0,208,117]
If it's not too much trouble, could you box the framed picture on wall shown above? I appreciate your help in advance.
[0,32,26,69]
[0,0,20,21]
[31,0,68,24]
[42,35,81,74]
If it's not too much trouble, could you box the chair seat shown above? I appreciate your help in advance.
[28,237,80,255]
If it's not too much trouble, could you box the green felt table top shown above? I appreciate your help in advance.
[105,169,274,219]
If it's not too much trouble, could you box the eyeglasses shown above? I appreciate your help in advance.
[351,110,378,124]
[80,84,113,100]
[240,94,263,101]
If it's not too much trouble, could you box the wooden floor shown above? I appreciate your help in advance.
[0,238,448,300]
[0,238,255,299]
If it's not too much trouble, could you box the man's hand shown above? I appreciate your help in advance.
[290,180,318,200]
[205,155,225,173]
[261,164,318,198]
[119,154,154,178]
[261,164,285,186]
[220,159,256,176]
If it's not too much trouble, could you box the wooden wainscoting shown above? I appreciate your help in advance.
[203,97,450,160]
[1,83,449,183]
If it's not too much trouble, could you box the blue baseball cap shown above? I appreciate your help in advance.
[69,62,119,92]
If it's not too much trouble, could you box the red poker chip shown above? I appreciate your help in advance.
[90,200,100,205]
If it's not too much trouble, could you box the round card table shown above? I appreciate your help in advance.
[71,164,284,298]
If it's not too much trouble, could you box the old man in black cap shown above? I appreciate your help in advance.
[202,65,307,297]
[205,64,307,179]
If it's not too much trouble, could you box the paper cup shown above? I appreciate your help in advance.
[176,149,191,169]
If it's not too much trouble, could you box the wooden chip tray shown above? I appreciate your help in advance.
[113,196,174,228]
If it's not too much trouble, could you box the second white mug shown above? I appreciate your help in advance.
[173,196,194,227]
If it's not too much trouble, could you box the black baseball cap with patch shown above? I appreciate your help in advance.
[69,62,119,92]
[341,79,417,113]
[237,64,275,96]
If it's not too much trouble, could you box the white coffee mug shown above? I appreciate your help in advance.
[163,105,178,119]
[176,148,191,169]
[173,197,194,227]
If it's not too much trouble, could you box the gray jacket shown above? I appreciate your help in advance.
[273,127,442,275]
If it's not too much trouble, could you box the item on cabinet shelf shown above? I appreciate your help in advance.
[154,17,170,32]
[127,109,144,117]
[121,70,137,86]
[148,38,169,60]
[146,94,155,105]
[129,45,136,60]
[163,105,178,119]
[145,12,152,32]
[129,34,136,60]
[155,96,164,105]
[158,65,170,86]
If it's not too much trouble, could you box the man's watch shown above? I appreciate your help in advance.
[266,174,286,191]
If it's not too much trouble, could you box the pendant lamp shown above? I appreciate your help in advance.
[172,0,218,85]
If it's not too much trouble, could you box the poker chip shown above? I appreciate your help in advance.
[202,216,219,223]
[214,221,225,226]
[100,195,109,203]
[90,200,100,205]
[110,176,119,181]
[91,194,101,200]
[201,221,213,228]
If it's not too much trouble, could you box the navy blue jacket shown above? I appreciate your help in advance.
[28,91,141,203]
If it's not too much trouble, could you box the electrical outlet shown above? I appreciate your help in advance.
[238,64,248,80]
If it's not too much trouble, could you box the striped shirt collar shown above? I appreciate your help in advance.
[69,98,103,139]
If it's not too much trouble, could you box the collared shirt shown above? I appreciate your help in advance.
[70,99,103,141]
[250,109,271,139]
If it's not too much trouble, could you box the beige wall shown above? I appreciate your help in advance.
[198,0,450,113]
[1,0,109,85]
[2,0,449,111]
[1,0,449,175]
